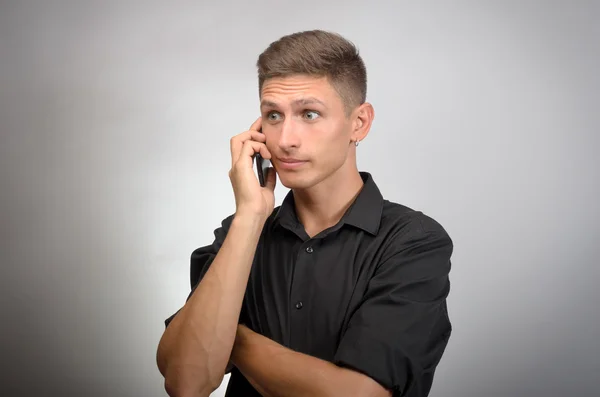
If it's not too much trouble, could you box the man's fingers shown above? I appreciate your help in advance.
[240,140,270,160]
[236,140,271,168]
[249,131,266,143]
[229,115,265,168]
[230,131,266,167]
[230,136,243,168]
[249,116,262,132]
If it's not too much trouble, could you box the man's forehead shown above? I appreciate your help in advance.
[262,75,333,92]
[260,76,338,107]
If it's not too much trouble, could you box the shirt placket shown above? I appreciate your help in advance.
[288,241,315,350]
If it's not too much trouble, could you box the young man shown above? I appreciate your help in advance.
[157,30,453,397]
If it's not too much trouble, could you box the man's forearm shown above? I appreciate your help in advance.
[157,214,264,396]
[231,325,390,397]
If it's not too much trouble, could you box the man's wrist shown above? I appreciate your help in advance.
[232,212,266,233]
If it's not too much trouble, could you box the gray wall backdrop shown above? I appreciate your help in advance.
[1,1,598,396]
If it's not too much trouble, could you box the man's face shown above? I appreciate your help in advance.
[260,75,356,190]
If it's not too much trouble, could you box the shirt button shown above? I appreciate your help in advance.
[295,301,303,310]
[305,246,314,253]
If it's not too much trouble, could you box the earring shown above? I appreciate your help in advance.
[355,140,360,147]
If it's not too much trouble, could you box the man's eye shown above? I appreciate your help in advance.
[304,110,320,120]
[267,112,282,121]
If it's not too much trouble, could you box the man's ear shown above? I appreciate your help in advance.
[351,102,375,143]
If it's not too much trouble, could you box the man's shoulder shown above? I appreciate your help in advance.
[380,198,450,239]
[377,199,453,269]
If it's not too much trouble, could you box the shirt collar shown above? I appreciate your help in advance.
[272,171,383,236]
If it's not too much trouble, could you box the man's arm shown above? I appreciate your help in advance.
[156,119,275,397]
[156,214,264,397]
[231,324,392,397]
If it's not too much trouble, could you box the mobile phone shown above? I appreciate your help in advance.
[254,127,271,187]
[255,153,270,187]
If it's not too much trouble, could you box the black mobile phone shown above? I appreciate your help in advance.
[254,127,270,187]
[255,153,270,187]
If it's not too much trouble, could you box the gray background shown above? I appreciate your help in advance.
[1,1,599,396]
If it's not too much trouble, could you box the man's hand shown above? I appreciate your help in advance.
[229,117,277,221]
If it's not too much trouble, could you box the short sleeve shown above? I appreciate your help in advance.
[334,216,453,396]
[164,214,235,328]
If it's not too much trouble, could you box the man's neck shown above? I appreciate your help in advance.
[292,167,364,238]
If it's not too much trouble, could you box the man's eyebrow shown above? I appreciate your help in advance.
[293,97,326,107]
[260,97,327,109]
[260,100,279,109]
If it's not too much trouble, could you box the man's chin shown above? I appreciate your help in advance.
[277,172,316,190]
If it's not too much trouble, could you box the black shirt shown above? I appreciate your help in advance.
[165,172,453,397]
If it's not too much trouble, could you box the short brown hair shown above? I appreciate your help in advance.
[257,30,367,115]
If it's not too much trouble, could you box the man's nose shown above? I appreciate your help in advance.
[277,119,301,150]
